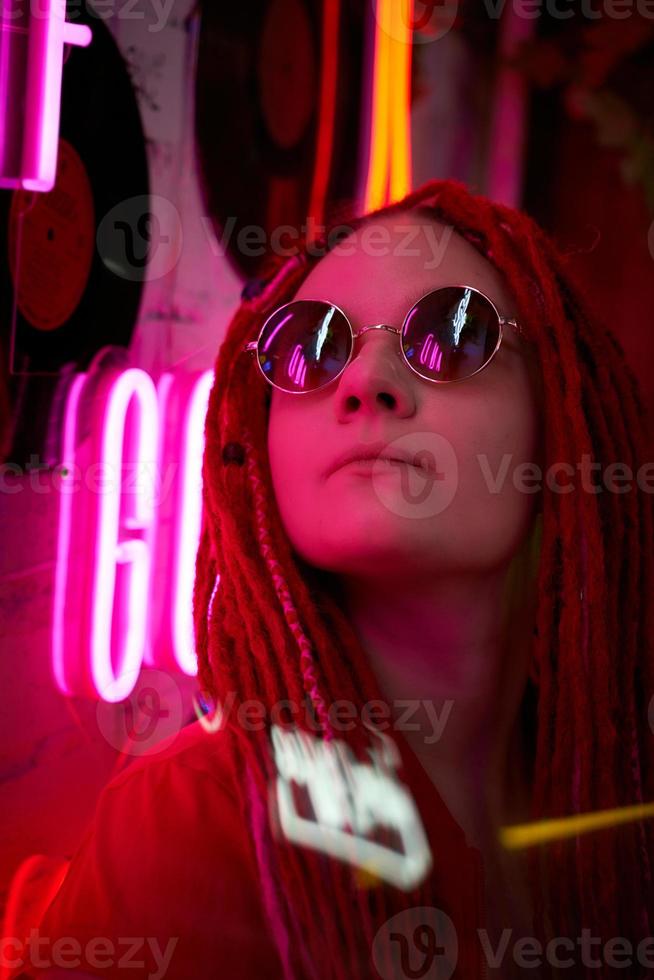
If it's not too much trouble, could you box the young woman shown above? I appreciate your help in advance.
[35,179,653,980]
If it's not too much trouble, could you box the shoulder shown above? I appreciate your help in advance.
[80,719,253,874]
[81,719,244,846]
[100,717,237,796]
[47,720,252,890]
[34,722,282,977]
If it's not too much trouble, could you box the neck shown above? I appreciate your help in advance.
[339,564,536,849]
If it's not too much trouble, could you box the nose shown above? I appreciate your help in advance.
[333,325,417,422]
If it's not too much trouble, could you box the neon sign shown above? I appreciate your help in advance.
[363,0,414,211]
[270,723,433,890]
[0,0,93,192]
[53,367,214,703]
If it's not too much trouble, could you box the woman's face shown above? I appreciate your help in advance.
[267,212,542,584]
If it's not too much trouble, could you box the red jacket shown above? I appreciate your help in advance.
[30,719,487,979]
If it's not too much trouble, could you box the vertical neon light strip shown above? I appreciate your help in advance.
[486,5,535,207]
[92,370,158,701]
[52,372,88,695]
[364,0,392,212]
[142,371,175,668]
[306,0,340,235]
[363,0,414,212]
[9,0,92,192]
[389,0,413,203]
[172,371,213,675]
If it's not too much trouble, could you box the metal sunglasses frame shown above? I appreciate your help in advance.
[242,283,526,395]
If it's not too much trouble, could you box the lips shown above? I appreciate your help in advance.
[327,440,435,477]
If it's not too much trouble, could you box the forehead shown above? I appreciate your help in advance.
[293,211,517,326]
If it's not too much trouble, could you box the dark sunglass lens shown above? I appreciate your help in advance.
[402,287,501,382]
[257,302,351,393]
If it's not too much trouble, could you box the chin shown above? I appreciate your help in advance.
[300,540,418,579]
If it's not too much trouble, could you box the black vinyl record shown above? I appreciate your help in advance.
[195,0,365,281]
[0,4,149,465]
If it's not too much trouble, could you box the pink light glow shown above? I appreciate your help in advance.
[52,371,88,697]
[91,370,158,702]
[0,0,92,192]
[172,371,213,675]
[262,311,294,353]
[288,344,308,387]
[54,368,214,702]
[419,334,443,373]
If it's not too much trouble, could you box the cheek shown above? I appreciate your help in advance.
[434,380,541,564]
[267,405,294,505]
[267,404,318,545]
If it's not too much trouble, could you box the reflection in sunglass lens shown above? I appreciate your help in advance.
[402,287,501,382]
[257,301,352,393]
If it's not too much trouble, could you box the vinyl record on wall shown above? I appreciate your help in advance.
[0,5,149,465]
[195,0,365,281]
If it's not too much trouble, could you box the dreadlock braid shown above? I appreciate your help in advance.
[193,178,654,979]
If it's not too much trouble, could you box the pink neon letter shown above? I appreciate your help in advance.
[91,369,159,701]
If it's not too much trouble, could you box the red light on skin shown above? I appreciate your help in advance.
[54,368,214,702]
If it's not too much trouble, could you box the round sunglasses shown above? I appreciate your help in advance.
[243,284,525,395]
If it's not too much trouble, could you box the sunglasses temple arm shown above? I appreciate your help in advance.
[500,317,527,340]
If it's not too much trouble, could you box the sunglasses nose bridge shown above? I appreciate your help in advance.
[352,323,402,340]
[341,323,409,393]
[346,323,405,374]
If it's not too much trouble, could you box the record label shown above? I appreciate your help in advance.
[8,139,95,332]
